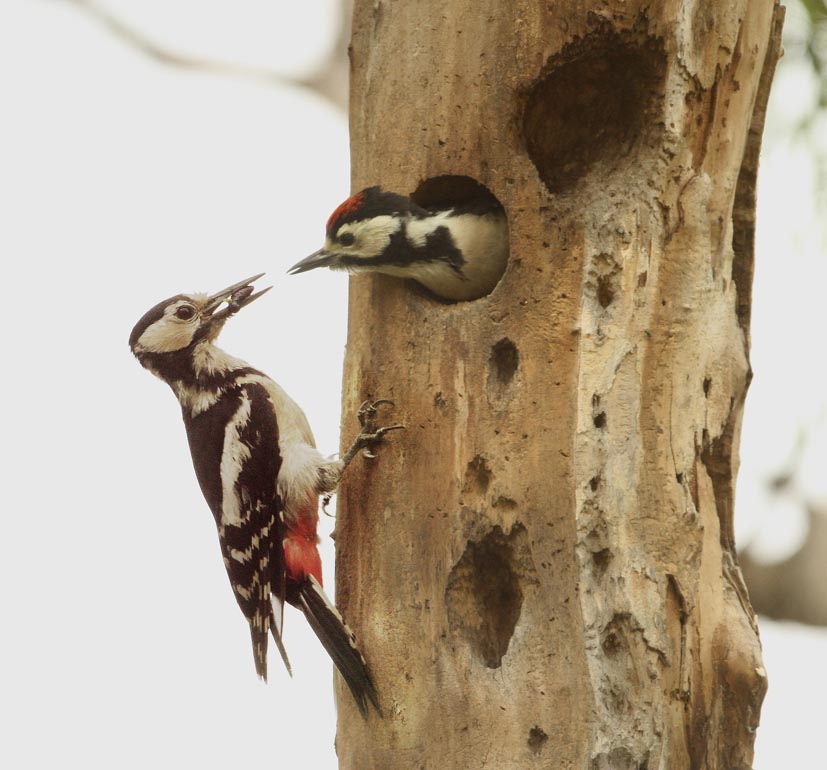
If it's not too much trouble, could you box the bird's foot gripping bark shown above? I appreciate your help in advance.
[349,399,404,460]
[319,400,403,511]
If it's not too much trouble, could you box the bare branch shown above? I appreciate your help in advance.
[63,0,348,110]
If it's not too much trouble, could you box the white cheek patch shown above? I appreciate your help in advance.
[337,216,401,259]
[135,299,205,354]
[136,314,197,354]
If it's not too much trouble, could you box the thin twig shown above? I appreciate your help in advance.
[63,0,348,108]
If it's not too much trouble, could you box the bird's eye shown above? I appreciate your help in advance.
[338,232,356,246]
[175,305,196,320]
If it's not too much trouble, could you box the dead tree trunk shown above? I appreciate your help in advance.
[334,2,783,768]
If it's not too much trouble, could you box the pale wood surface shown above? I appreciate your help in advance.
[335,2,783,768]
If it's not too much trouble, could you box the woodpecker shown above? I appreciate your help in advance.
[129,273,399,716]
[288,186,509,301]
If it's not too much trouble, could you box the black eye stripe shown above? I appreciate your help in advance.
[338,232,355,246]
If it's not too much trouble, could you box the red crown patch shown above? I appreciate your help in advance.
[326,191,367,234]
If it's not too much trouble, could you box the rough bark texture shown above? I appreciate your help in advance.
[335,2,783,768]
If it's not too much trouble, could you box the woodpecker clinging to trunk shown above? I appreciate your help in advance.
[288,186,509,301]
[129,274,400,716]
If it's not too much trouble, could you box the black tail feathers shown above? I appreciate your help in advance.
[249,617,269,681]
[297,576,381,717]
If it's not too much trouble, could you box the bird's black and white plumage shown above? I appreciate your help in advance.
[288,186,509,300]
[129,274,384,716]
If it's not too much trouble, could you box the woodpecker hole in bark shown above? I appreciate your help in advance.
[592,747,649,770]
[488,337,519,395]
[523,31,665,194]
[591,253,621,310]
[445,524,529,668]
[600,612,635,658]
[592,548,612,576]
[596,274,615,308]
[412,174,500,211]
[464,455,493,496]
[527,726,549,754]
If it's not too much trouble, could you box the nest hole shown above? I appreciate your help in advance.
[411,175,497,210]
[523,32,665,194]
[445,525,528,668]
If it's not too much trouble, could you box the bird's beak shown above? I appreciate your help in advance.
[287,249,337,275]
[204,273,272,323]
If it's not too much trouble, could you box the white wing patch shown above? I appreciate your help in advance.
[405,210,509,300]
[405,209,453,247]
[219,391,253,526]
[236,374,315,446]
[236,373,326,523]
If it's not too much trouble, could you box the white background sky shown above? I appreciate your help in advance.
[1,1,824,768]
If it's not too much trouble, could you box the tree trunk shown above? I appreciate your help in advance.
[335,2,783,768]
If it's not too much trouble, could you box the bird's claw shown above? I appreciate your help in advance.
[357,423,405,458]
[348,399,404,460]
[357,398,395,428]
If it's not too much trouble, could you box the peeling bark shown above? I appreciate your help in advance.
[334,2,782,768]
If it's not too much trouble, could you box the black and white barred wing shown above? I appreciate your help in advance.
[184,382,286,680]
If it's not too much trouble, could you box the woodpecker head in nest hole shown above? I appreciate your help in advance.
[289,186,509,301]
